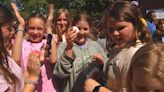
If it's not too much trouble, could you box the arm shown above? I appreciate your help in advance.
[53,44,74,78]
[11,2,25,65]
[22,51,42,92]
[53,27,78,78]
[46,3,54,30]
[84,79,112,92]
[45,3,57,64]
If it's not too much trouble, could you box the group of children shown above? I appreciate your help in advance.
[0,0,164,92]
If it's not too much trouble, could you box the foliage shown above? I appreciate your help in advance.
[1,0,114,20]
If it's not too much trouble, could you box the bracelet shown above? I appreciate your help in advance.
[17,29,25,32]
[93,85,102,92]
[26,79,38,86]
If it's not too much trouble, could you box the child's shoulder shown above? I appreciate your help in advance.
[87,39,101,46]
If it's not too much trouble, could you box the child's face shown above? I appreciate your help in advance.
[132,68,164,92]
[74,20,90,45]
[57,12,68,32]
[160,23,164,31]
[1,23,12,41]
[107,20,134,48]
[27,18,45,43]
[150,13,156,21]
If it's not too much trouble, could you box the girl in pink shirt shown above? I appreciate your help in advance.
[22,13,57,92]
[12,2,58,92]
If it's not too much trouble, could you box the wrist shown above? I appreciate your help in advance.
[93,85,103,92]
[28,76,39,82]
[26,79,38,86]
[18,25,25,29]
[17,29,25,32]
[66,43,73,50]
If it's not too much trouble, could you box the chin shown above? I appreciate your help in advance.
[115,43,129,49]
[76,40,87,45]
[30,39,42,43]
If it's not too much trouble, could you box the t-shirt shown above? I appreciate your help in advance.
[21,39,57,92]
[0,56,24,92]
[105,42,144,92]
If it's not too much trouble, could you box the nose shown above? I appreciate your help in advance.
[33,29,39,34]
[61,20,65,25]
[112,30,119,36]
[78,29,85,34]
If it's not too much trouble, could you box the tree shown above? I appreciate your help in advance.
[2,0,114,20]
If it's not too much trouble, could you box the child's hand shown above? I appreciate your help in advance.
[11,2,25,28]
[46,4,54,34]
[27,52,41,81]
[66,27,78,49]
[91,54,104,64]
[48,4,54,15]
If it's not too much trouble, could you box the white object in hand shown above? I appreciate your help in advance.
[162,36,164,43]
[73,26,79,33]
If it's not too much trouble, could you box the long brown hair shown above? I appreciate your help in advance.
[53,8,71,42]
[127,43,164,92]
[72,13,95,40]
[0,4,19,89]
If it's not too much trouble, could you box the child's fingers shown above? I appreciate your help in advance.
[91,54,104,64]
[11,2,18,11]
[40,44,46,62]
[27,52,40,77]
[11,2,25,26]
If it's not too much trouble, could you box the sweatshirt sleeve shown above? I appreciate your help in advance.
[53,43,75,78]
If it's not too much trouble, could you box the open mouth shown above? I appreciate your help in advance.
[114,38,123,44]
[32,34,40,38]
[77,35,86,39]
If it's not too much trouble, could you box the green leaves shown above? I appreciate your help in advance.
[2,0,114,20]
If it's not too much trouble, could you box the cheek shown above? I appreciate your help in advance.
[39,31,44,36]
[120,28,133,39]
[2,30,10,38]
[84,31,90,36]
[27,30,33,35]
[64,21,68,25]
[57,21,61,25]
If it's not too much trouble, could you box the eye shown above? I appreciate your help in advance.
[58,19,62,21]
[7,27,12,32]
[135,84,149,91]
[154,89,161,92]
[28,27,35,30]
[37,27,43,31]
[63,19,67,21]
[117,26,125,31]
[83,28,88,31]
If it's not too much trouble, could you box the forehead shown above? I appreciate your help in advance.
[28,18,45,26]
[58,13,66,19]
[107,20,130,28]
[76,20,89,27]
[2,22,13,27]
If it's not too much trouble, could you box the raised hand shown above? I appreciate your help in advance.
[27,51,41,81]
[11,2,25,28]
[46,3,54,34]
[66,27,78,49]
